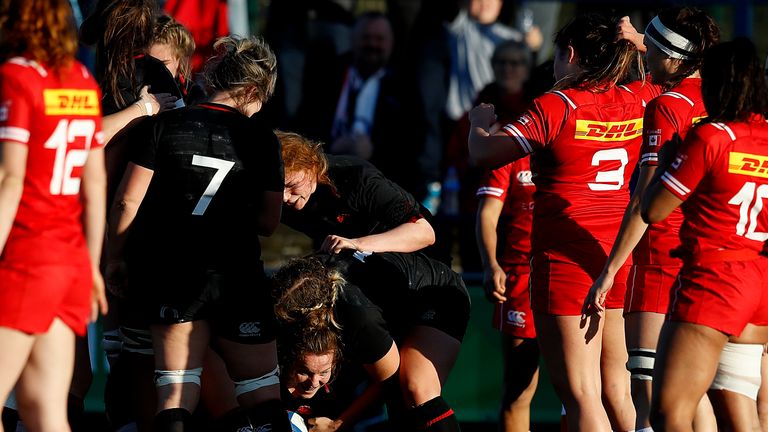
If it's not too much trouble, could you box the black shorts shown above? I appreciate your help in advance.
[124,261,276,344]
[346,252,471,342]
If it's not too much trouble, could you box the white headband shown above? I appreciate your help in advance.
[645,16,697,60]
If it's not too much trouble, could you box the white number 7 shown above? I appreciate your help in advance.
[191,155,235,215]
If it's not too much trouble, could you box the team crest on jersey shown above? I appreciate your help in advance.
[43,89,99,116]
[516,170,534,186]
[728,152,768,179]
[574,119,643,142]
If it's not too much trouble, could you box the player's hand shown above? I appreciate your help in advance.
[308,417,342,432]
[104,260,129,298]
[138,85,178,115]
[321,235,360,254]
[525,25,544,52]
[469,103,497,131]
[616,16,646,52]
[482,264,507,303]
[91,266,109,322]
[582,271,614,318]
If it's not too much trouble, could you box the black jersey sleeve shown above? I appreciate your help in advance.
[127,116,161,170]
[336,285,394,365]
[353,167,423,228]
[250,116,284,193]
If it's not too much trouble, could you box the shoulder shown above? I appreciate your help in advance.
[1,57,47,83]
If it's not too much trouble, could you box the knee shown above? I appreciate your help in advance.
[400,373,440,407]
[502,374,538,409]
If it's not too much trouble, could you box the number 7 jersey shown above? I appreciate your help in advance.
[501,86,646,253]
[0,57,103,264]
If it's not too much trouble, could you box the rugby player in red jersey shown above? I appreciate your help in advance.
[582,8,720,431]
[470,13,644,431]
[0,0,107,430]
[643,37,768,432]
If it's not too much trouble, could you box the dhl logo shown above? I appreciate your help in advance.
[692,116,705,125]
[574,119,643,142]
[43,89,99,116]
[728,152,768,179]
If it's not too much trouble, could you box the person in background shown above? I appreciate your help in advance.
[80,0,179,145]
[0,0,108,431]
[642,37,768,432]
[583,8,720,432]
[106,35,288,431]
[150,15,206,106]
[470,13,644,431]
[296,12,426,198]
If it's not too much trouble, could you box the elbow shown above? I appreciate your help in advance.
[416,219,436,248]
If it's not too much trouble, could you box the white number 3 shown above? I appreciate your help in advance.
[588,148,629,191]
[191,155,235,215]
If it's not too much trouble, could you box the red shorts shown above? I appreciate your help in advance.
[668,257,768,336]
[492,265,536,339]
[530,245,628,316]
[0,258,92,336]
[624,263,681,314]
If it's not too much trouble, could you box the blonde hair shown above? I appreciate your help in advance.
[203,36,277,108]
[272,257,345,331]
[275,131,332,187]
[0,0,78,71]
[153,15,195,81]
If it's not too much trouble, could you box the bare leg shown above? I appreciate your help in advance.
[15,318,76,432]
[151,321,210,413]
[651,321,727,432]
[601,309,635,431]
[398,326,461,407]
[534,312,611,432]
[499,336,539,432]
[758,347,768,432]
[214,338,281,408]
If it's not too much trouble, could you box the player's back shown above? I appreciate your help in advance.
[530,86,645,251]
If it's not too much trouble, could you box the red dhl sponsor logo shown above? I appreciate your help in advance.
[43,89,99,115]
[728,152,768,179]
[574,119,643,142]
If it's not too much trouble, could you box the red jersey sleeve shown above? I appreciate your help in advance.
[501,92,568,155]
[0,67,32,145]
[477,163,512,202]
[660,125,709,200]
[640,97,681,167]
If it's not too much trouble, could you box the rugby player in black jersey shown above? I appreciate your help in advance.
[106,36,288,432]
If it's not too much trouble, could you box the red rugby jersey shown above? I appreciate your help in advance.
[635,78,706,265]
[476,157,535,266]
[0,57,103,264]
[660,117,768,255]
[501,86,645,253]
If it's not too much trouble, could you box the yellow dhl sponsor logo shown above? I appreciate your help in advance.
[574,119,643,142]
[43,89,99,115]
[692,116,705,125]
[728,152,768,178]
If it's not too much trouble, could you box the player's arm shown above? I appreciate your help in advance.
[80,147,108,319]
[102,86,177,145]
[468,103,529,167]
[311,341,399,432]
[325,217,434,254]
[256,191,282,236]
[476,196,506,303]
[0,141,27,253]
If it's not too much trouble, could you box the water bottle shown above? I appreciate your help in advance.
[422,181,442,215]
[442,167,460,218]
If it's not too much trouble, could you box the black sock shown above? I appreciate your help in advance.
[216,407,253,431]
[406,396,461,432]
[153,408,192,432]
[1,407,19,432]
[247,399,290,432]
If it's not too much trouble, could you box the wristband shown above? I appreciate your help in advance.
[144,102,154,116]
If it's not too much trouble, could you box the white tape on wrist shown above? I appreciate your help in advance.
[145,102,154,116]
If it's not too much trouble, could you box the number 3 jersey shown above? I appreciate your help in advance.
[500,86,645,254]
[0,57,103,264]
[660,117,768,255]
[126,104,284,267]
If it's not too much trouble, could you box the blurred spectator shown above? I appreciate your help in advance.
[440,39,541,273]
[296,12,426,197]
[416,0,542,210]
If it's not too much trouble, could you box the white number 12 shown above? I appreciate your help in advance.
[191,155,234,215]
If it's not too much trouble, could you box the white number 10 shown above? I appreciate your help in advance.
[728,182,768,241]
[191,155,234,215]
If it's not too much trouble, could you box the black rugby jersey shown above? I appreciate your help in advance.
[125,103,283,268]
[282,155,427,244]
